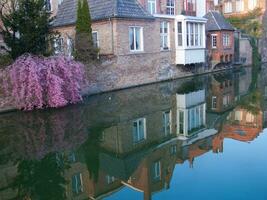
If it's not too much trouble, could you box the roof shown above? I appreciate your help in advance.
[204,11,235,31]
[52,0,154,27]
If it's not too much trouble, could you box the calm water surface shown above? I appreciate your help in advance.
[0,66,267,200]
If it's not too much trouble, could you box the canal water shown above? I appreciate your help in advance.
[0,66,267,200]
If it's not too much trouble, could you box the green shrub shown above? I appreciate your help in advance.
[0,54,13,68]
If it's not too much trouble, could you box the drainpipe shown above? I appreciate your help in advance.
[109,18,115,55]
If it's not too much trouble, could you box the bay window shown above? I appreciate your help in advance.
[148,0,156,14]
[185,22,204,47]
[129,27,143,52]
[160,21,169,50]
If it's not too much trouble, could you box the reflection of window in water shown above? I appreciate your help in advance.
[163,110,172,136]
[152,161,161,181]
[68,152,76,163]
[133,118,146,143]
[212,96,217,109]
[178,110,184,134]
[235,111,243,121]
[106,175,115,184]
[170,144,177,155]
[72,173,83,194]
[246,112,255,123]
[223,95,230,107]
[188,105,205,134]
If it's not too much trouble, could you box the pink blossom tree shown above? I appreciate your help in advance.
[1,54,87,110]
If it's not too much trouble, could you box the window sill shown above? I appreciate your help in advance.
[160,48,171,52]
[129,51,145,55]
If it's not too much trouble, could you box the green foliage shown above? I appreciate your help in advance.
[0,0,54,59]
[0,54,12,68]
[227,8,263,38]
[75,0,98,62]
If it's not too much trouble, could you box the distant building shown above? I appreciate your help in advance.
[220,0,266,18]
[204,11,235,67]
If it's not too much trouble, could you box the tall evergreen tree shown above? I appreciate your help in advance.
[75,0,98,62]
[0,0,53,59]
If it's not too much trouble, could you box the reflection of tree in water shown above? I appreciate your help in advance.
[0,106,88,161]
[13,153,67,200]
[77,126,104,183]
[177,78,204,94]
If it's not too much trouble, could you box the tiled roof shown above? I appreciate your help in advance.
[204,11,235,31]
[52,0,154,27]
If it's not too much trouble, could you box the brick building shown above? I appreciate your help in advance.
[204,11,235,67]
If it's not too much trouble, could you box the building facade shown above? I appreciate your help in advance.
[204,11,235,67]
[52,0,208,67]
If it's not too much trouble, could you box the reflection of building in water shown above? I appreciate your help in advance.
[207,73,235,113]
[176,90,206,137]
[220,107,263,142]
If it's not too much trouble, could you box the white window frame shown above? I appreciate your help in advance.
[148,0,157,14]
[223,33,230,47]
[54,37,64,55]
[160,21,170,50]
[224,1,232,13]
[248,0,257,10]
[133,118,147,143]
[129,26,144,52]
[236,0,244,12]
[186,22,203,48]
[211,34,217,48]
[166,0,175,15]
[92,31,99,48]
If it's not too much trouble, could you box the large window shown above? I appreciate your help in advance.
[133,118,146,143]
[163,110,171,135]
[166,0,175,15]
[66,37,74,58]
[236,0,244,12]
[148,0,156,14]
[212,34,217,48]
[129,27,143,52]
[186,22,203,47]
[224,1,232,13]
[160,21,169,50]
[248,0,257,10]
[188,105,205,134]
[72,173,83,195]
[223,33,230,47]
[177,22,183,46]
